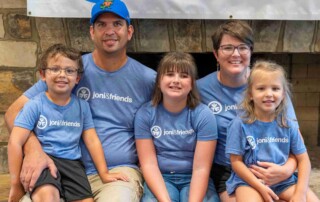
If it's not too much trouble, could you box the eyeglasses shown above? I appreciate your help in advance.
[219,44,251,56]
[45,67,79,76]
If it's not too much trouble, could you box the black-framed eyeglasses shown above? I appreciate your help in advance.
[219,44,251,56]
[45,67,79,76]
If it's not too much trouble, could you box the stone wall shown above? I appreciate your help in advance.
[0,0,319,173]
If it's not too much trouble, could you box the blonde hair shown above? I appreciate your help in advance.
[152,52,200,109]
[241,60,291,127]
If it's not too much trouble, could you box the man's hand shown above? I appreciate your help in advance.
[20,151,57,192]
[249,161,289,186]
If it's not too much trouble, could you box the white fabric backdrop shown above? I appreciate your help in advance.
[27,0,320,20]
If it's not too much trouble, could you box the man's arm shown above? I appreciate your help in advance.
[5,94,57,192]
[5,95,29,133]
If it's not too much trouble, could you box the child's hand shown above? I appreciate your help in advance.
[257,184,279,202]
[289,192,306,202]
[8,184,25,202]
[100,172,129,183]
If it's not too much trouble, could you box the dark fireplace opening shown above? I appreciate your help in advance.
[128,52,290,79]
[128,52,217,79]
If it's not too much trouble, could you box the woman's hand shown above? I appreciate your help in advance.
[249,161,291,186]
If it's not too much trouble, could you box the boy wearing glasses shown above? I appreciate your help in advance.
[7,44,128,202]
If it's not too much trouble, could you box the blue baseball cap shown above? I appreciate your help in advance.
[87,0,130,25]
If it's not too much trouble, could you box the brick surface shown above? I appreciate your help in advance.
[0,41,37,67]
[292,78,320,93]
[136,19,170,52]
[67,18,94,53]
[0,70,33,112]
[300,120,319,146]
[283,21,315,52]
[292,54,320,64]
[291,64,308,79]
[308,64,320,78]
[296,107,319,121]
[0,0,26,8]
[0,14,4,39]
[173,20,203,52]
[252,20,281,52]
[0,115,9,142]
[7,13,31,39]
[293,93,320,107]
[204,20,228,52]
[0,145,8,173]
[36,18,66,52]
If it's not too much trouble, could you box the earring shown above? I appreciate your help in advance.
[217,62,220,71]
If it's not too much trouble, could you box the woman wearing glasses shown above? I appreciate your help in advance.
[197,20,299,202]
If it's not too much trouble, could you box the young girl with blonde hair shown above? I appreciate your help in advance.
[226,60,319,202]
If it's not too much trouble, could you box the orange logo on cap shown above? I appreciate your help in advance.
[100,0,113,9]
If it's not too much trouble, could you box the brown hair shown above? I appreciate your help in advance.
[152,52,200,109]
[39,43,83,74]
[211,20,254,53]
[241,60,291,127]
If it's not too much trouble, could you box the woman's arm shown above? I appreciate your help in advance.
[290,152,311,202]
[136,139,171,202]
[189,140,216,202]
[230,154,279,202]
[82,128,129,182]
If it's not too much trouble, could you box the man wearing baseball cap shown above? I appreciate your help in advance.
[5,0,156,201]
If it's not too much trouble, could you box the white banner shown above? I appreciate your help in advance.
[27,0,320,20]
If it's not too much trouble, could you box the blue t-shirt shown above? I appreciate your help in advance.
[225,117,306,194]
[197,71,298,167]
[24,54,156,174]
[14,92,94,160]
[134,102,218,174]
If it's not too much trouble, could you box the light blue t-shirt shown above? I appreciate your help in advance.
[14,92,94,160]
[225,117,306,194]
[197,71,298,167]
[134,102,218,174]
[24,54,156,174]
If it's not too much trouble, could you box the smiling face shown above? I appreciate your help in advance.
[160,69,192,104]
[90,12,133,56]
[250,70,285,120]
[214,34,252,79]
[41,54,80,97]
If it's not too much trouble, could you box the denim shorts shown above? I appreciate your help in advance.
[141,173,220,202]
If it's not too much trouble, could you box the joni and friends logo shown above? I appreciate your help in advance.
[208,101,222,114]
[37,115,48,129]
[246,136,256,149]
[100,0,113,9]
[246,135,289,150]
[151,126,162,138]
[77,87,91,101]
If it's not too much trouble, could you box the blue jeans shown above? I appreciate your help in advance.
[141,173,220,202]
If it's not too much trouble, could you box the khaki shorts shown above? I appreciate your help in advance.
[20,167,143,202]
[89,166,144,202]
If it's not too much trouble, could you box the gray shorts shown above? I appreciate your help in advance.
[31,155,92,201]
